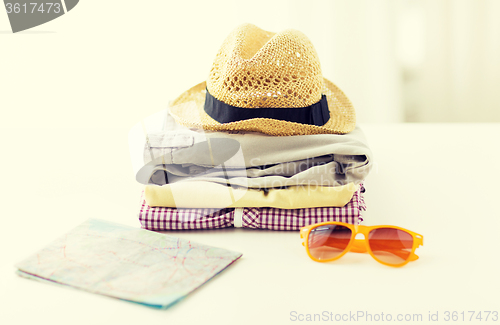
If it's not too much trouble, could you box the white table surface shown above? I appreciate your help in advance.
[1,124,499,325]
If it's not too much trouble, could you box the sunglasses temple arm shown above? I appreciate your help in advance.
[349,239,420,261]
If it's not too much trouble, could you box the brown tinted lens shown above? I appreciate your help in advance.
[308,224,352,260]
[368,228,413,265]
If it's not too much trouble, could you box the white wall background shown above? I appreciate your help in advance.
[1,0,499,127]
[395,0,500,122]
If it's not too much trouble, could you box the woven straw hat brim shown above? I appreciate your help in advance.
[169,77,356,136]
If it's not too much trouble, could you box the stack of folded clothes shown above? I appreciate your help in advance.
[130,24,373,231]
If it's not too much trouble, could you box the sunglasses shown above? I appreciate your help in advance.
[300,222,423,267]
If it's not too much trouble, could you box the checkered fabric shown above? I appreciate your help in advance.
[139,184,366,231]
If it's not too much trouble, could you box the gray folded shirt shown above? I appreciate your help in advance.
[139,109,373,189]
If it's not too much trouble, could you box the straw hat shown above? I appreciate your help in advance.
[169,23,356,136]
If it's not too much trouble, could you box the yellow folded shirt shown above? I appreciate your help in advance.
[144,182,356,209]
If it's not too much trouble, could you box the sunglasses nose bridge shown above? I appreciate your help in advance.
[355,225,370,236]
[350,233,368,253]
[354,233,365,240]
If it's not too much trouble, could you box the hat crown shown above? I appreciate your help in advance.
[207,24,324,109]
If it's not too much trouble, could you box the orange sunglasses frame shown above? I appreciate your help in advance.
[300,222,424,267]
